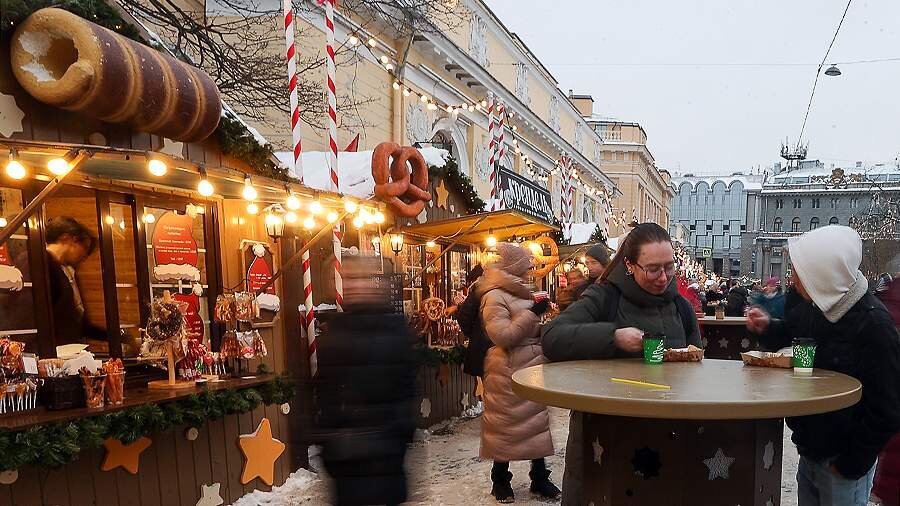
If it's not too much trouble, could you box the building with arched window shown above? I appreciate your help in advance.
[669,173,764,276]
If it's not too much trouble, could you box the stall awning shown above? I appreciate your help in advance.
[400,210,558,244]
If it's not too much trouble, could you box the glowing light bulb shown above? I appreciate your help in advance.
[309,201,323,215]
[286,193,301,210]
[0,218,7,228]
[5,160,25,180]
[420,94,428,103]
[148,159,167,177]
[352,216,364,228]
[105,215,115,225]
[344,200,358,213]
[393,81,401,90]
[242,176,257,201]
[403,88,411,97]
[285,211,298,223]
[48,157,70,175]
[481,100,488,108]
[246,202,259,215]
[380,55,389,64]
[368,38,377,47]
[142,213,156,224]
[374,211,385,224]
[348,35,359,46]
[303,216,316,230]
[426,240,436,248]
[197,178,214,197]
[326,211,339,223]
[485,235,497,248]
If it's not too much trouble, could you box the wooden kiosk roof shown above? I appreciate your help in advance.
[400,209,558,244]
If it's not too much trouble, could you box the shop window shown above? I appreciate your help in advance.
[0,186,37,351]
[109,202,141,357]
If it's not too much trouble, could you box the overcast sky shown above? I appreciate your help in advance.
[485,0,900,175]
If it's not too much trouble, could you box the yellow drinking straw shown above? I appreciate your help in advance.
[610,377,671,390]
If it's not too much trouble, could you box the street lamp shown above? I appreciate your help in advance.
[824,64,841,77]
[265,213,284,242]
[389,233,405,255]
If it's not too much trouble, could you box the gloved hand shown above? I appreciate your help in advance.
[530,298,550,316]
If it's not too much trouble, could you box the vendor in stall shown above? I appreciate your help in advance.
[45,216,106,345]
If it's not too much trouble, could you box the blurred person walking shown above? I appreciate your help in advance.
[315,256,417,506]
[476,242,558,503]
[746,226,900,506]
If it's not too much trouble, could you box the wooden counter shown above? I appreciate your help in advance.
[0,376,274,431]
[512,360,861,506]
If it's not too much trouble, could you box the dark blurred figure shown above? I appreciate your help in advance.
[725,279,749,317]
[704,280,724,316]
[316,256,417,506]
[556,269,585,311]
[455,265,490,378]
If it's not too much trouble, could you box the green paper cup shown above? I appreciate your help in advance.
[792,338,817,374]
[643,334,665,364]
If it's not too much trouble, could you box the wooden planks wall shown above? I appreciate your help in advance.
[416,363,478,429]
[0,407,294,506]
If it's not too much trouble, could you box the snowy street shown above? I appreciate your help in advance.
[232,408,867,506]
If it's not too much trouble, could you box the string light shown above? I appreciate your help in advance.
[303,216,316,230]
[197,166,214,196]
[142,213,156,224]
[246,202,259,215]
[309,201,323,215]
[426,240,436,248]
[392,81,401,90]
[348,35,359,46]
[48,156,71,176]
[242,175,258,201]
[147,158,167,177]
[326,211,339,223]
[0,218,7,228]
[285,211,298,223]
[286,192,301,210]
[420,94,429,103]
[368,38,377,47]
[403,88,411,97]
[374,211,385,224]
[5,150,25,180]
[352,215,364,228]
[379,55,389,64]
[344,200,358,213]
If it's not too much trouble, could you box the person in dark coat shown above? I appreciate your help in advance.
[725,279,749,316]
[703,281,724,316]
[542,223,701,505]
[455,265,489,378]
[316,256,417,506]
[44,216,106,345]
[873,268,900,506]
[750,277,786,319]
[747,226,900,506]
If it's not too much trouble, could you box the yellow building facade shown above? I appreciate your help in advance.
[251,0,618,235]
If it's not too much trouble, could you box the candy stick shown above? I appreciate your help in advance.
[486,92,497,210]
[610,377,671,390]
[322,0,343,312]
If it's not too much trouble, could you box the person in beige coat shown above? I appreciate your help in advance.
[475,242,559,503]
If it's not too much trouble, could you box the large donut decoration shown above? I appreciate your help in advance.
[372,142,433,217]
[529,236,560,278]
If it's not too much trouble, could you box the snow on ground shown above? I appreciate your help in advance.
[235,410,875,505]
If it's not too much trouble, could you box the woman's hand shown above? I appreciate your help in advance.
[614,327,644,353]
[746,307,771,334]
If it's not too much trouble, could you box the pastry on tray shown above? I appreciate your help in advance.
[741,351,792,368]
[664,344,704,362]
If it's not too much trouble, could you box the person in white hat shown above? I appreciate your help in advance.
[746,225,900,505]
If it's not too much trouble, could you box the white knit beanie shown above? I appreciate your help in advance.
[787,225,868,322]
[495,242,534,277]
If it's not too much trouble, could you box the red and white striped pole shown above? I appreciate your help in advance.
[495,102,506,210]
[324,0,343,311]
[486,92,497,211]
[283,0,316,375]
[602,194,611,241]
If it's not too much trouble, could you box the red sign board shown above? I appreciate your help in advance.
[173,293,203,339]
[0,244,11,266]
[247,254,275,295]
[152,212,198,267]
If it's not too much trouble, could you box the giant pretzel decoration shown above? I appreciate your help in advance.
[529,236,560,278]
[372,142,433,217]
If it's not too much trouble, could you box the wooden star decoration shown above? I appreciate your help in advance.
[238,418,285,486]
[197,483,224,506]
[101,437,152,475]
[703,448,736,480]
[435,180,450,209]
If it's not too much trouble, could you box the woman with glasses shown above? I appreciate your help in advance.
[541,222,701,505]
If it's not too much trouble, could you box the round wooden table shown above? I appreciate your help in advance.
[512,359,861,506]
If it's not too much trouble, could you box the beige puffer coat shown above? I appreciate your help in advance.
[476,267,554,462]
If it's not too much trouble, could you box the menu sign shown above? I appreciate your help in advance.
[153,212,198,266]
[247,253,275,295]
[498,167,554,223]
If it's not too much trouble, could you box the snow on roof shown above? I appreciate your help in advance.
[767,161,900,187]
[275,147,450,198]
[672,173,764,191]
[568,222,598,245]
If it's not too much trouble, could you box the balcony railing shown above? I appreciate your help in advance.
[600,130,622,141]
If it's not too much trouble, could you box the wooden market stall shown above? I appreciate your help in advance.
[0,6,388,505]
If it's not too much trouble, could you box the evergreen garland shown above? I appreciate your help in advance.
[215,114,298,184]
[421,344,466,367]
[428,158,486,215]
[1,0,143,41]
[551,216,570,246]
[0,375,294,471]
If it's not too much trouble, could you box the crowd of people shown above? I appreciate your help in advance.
[315,223,900,506]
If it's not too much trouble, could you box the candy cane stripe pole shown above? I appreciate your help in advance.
[486,92,497,210]
[324,0,343,311]
[283,0,317,375]
[496,102,506,210]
